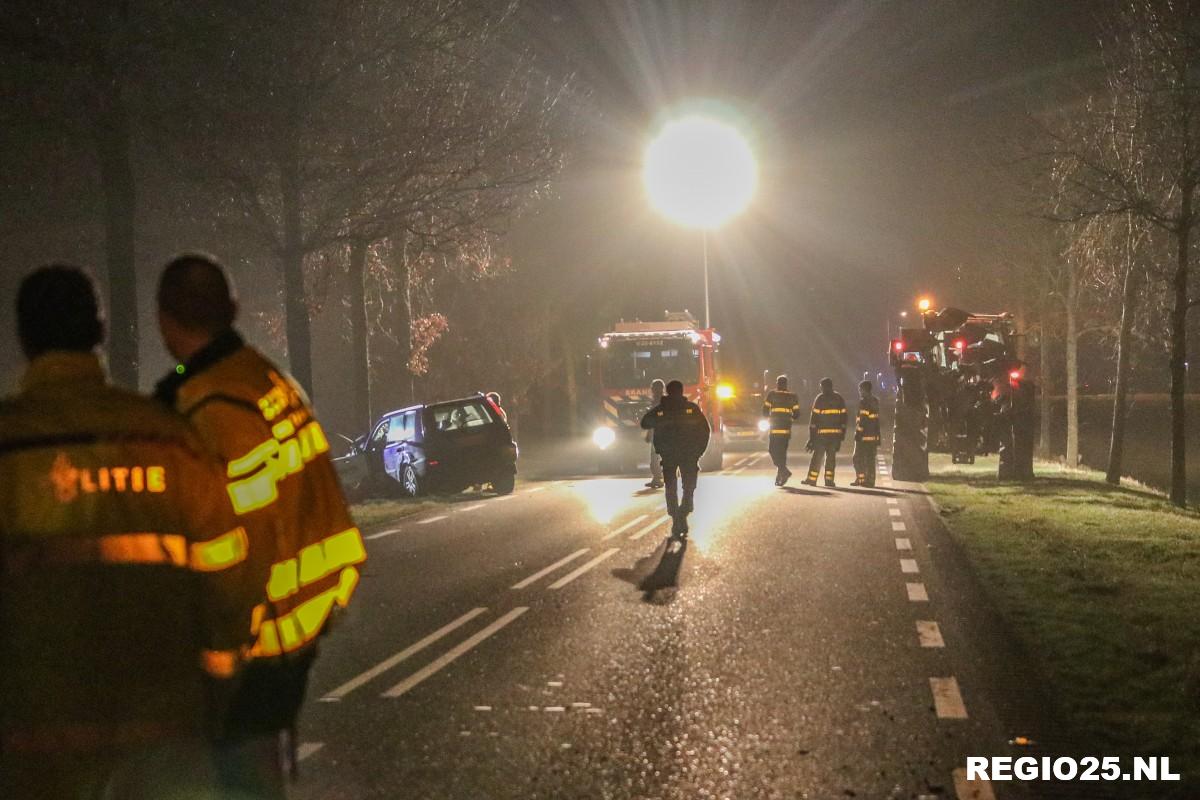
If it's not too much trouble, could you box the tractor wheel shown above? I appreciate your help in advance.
[892,390,930,482]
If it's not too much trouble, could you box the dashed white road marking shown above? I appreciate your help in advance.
[458,503,487,512]
[895,537,912,551]
[889,508,902,517]
[493,494,515,502]
[917,620,945,648]
[953,767,997,800]
[473,705,492,711]
[604,514,648,540]
[548,548,621,589]
[734,456,750,467]
[365,527,405,541]
[526,486,547,493]
[418,515,449,525]
[629,515,671,541]
[886,498,899,505]
[892,521,907,531]
[906,582,929,602]
[930,677,968,719]
[382,607,530,698]
[900,558,920,574]
[297,742,324,761]
[322,607,488,701]
[511,548,590,589]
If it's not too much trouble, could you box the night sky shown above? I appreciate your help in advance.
[1,1,1103,426]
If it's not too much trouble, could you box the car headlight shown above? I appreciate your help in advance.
[757,419,770,432]
[592,426,617,450]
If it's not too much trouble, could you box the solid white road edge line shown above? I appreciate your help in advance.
[604,514,648,540]
[917,620,945,648]
[930,677,968,719]
[322,607,488,701]
[382,607,529,698]
[511,548,591,589]
[297,742,324,761]
[952,767,997,800]
[459,503,487,512]
[548,548,622,589]
[630,515,671,540]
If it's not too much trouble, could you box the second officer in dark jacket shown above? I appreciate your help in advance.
[803,377,848,487]
[641,380,710,536]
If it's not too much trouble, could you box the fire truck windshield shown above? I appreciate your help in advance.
[601,339,700,388]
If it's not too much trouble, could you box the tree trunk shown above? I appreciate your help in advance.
[348,240,371,431]
[1038,311,1053,460]
[1106,243,1141,485]
[279,150,313,395]
[94,89,139,388]
[563,337,579,436]
[1169,199,1191,507]
[1065,265,1080,469]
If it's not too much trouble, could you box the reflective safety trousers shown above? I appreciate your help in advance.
[0,352,251,773]
[809,391,848,440]
[169,340,365,661]
[762,389,801,437]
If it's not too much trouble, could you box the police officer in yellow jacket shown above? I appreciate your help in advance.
[153,254,365,797]
[851,380,881,487]
[1,266,252,799]
[803,377,848,487]
[762,374,801,486]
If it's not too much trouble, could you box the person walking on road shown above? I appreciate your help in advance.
[641,379,710,536]
[851,380,881,487]
[154,253,366,798]
[644,378,666,489]
[803,377,848,487]
[1,266,252,800]
[762,374,801,486]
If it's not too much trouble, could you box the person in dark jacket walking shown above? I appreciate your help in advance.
[641,380,710,535]
[803,377,847,487]
[762,374,801,486]
[851,380,881,487]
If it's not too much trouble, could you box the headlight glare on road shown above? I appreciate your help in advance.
[757,419,770,432]
[592,426,616,450]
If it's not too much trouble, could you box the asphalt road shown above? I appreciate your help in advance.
[291,450,1048,800]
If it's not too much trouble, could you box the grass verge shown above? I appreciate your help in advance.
[926,455,1200,787]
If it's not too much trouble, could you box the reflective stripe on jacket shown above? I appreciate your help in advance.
[158,332,365,660]
[0,352,250,769]
[762,389,801,437]
[855,395,881,443]
[809,391,848,439]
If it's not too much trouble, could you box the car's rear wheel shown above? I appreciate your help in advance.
[492,472,515,495]
[402,464,422,497]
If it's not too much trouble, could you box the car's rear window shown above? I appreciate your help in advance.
[427,400,495,433]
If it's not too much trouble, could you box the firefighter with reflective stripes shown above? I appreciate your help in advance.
[803,377,848,487]
[762,374,801,486]
[851,380,881,487]
[154,254,365,797]
[1,266,252,799]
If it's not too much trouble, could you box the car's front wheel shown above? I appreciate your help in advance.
[402,464,422,497]
[492,472,515,495]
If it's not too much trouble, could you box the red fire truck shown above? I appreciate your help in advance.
[590,311,726,473]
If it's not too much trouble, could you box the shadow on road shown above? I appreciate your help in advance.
[778,485,834,497]
[612,536,688,604]
[829,486,896,498]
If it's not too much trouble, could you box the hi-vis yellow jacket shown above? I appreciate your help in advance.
[157,332,365,661]
[0,353,250,782]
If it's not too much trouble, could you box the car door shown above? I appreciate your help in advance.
[365,416,393,483]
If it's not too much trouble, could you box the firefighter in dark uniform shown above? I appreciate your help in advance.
[803,377,848,487]
[851,380,881,487]
[154,254,366,798]
[641,379,710,536]
[762,374,801,486]
[1,266,252,799]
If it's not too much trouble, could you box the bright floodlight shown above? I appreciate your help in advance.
[643,115,757,229]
